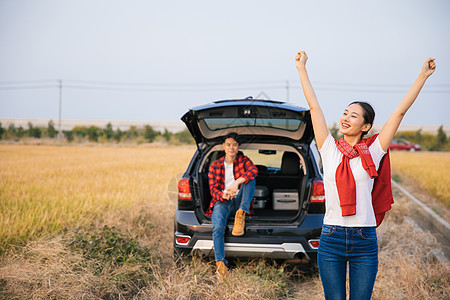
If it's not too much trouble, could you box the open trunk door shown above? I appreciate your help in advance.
[181,99,314,147]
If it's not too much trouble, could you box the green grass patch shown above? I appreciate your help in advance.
[67,225,157,297]
[391,173,402,183]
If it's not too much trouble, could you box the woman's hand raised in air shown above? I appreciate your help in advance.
[295,51,308,70]
[295,50,329,149]
[422,58,436,78]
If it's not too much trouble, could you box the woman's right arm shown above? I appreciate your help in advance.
[295,51,329,149]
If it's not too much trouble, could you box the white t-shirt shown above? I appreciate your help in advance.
[223,162,239,194]
[319,134,386,227]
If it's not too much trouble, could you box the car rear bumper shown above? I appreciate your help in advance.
[174,210,323,260]
[191,240,308,259]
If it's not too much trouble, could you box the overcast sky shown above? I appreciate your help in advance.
[0,0,449,126]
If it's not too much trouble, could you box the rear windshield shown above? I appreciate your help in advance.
[203,118,302,131]
[202,147,304,176]
[242,149,303,176]
[239,149,284,169]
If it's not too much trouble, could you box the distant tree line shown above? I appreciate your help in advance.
[1,120,448,150]
[0,120,195,145]
[329,123,449,151]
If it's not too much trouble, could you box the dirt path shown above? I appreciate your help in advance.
[394,173,450,222]
[392,176,450,260]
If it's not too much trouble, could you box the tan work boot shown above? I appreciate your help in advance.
[232,208,246,236]
[216,261,228,278]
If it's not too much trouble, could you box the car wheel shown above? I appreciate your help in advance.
[408,147,416,152]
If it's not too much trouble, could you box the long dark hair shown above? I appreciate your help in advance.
[349,101,375,137]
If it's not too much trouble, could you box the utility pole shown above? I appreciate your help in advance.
[58,80,63,140]
[286,80,290,102]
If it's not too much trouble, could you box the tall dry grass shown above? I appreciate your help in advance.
[0,144,293,299]
[0,144,195,251]
[293,188,450,300]
[373,190,449,300]
[390,151,450,208]
[0,145,449,299]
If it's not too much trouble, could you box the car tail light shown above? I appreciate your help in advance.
[310,180,325,203]
[308,239,320,249]
[178,178,192,200]
[175,234,191,245]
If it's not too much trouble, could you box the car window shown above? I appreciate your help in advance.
[310,141,323,174]
[240,149,285,169]
[203,118,302,132]
[201,144,307,175]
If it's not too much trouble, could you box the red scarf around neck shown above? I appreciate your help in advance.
[335,134,394,226]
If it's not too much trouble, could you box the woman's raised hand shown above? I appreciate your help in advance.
[295,51,308,70]
[422,58,436,77]
[378,57,437,152]
[294,50,328,149]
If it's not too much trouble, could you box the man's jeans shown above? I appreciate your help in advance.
[211,179,255,263]
[318,224,378,300]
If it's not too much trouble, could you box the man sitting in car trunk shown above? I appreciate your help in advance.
[207,132,258,278]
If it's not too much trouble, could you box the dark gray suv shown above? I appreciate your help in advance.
[174,98,325,262]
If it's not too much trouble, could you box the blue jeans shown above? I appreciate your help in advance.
[211,179,255,263]
[318,225,378,300]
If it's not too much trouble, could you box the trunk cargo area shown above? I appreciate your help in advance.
[196,147,307,222]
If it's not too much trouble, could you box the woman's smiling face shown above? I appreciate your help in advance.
[339,103,371,137]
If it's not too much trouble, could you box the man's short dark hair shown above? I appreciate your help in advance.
[223,132,240,144]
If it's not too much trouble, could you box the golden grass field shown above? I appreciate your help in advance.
[390,151,450,208]
[0,144,449,299]
[0,144,196,251]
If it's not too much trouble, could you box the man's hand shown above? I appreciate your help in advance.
[223,178,246,200]
[222,191,233,200]
[422,57,436,77]
[295,51,308,70]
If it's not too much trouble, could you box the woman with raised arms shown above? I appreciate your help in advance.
[295,51,435,300]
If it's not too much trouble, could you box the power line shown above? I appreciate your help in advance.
[312,81,450,88]
[310,86,450,94]
[0,79,57,85]
[62,84,286,92]
[0,79,449,93]
[18,79,450,89]
[65,79,286,87]
[0,85,58,90]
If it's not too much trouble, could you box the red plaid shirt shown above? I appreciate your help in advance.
[206,154,258,216]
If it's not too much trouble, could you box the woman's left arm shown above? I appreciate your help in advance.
[378,58,436,151]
